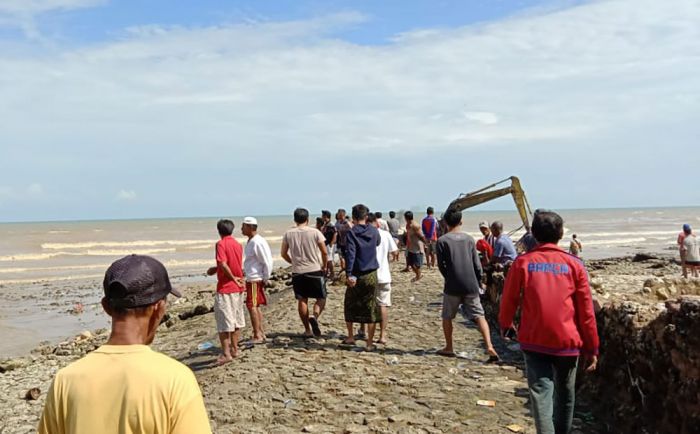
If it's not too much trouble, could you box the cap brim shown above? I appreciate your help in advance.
[170,286,182,298]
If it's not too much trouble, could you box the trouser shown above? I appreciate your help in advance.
[523,351,579,434]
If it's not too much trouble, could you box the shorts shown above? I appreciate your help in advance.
[441,293,485,321]
[375,282,392,307]
[686,260,700,266]
[407,252,424,268]
[245,281,268,309]
[292,271,327,300]
[425,240,437,254]
[215,292,246,332]
[325,244,334,263]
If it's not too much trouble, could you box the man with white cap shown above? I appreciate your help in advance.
[242,216,274,344]
[476,221,495,266]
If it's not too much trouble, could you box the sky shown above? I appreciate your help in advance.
[0,0,698,222]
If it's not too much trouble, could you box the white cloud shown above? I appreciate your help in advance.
[116,190,136,201]
[0,0,698,176]
[0,0,105,39]
[463,111,499,125]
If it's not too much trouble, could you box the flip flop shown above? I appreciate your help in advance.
[309,317,322,337]
[486,355,501,364]
[436,349,456,357]
[376,339,387,345]
[340,338,356,346]
[215,356,233,366]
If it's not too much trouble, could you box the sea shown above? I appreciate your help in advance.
[0,207,698,357]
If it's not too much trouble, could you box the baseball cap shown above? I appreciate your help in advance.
[683,223,691,232]
[103,255,181,309]
[478,221,489,229]
[242,216,258,226]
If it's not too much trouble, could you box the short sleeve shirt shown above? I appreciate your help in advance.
[376,230,399,284]
[38,345,211,434]
[683,235,700,262]
[216,236,244,294]
[322,222,336,246]
[493,235,517,263]
[283,226,326,274]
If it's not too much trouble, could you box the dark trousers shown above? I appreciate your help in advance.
[523,351,579,434]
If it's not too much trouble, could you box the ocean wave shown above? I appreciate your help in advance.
[41,239,218,250]
[47,230,71,234]
[0,248,177,262]
[579,237,648,246]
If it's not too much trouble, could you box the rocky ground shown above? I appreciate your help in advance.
[0,255,693,433]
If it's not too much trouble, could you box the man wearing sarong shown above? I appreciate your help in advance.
[342,204,381,351]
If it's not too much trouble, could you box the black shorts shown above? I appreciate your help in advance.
[686,260,700,266]
[292,271,327,300]
[407,252,424,267]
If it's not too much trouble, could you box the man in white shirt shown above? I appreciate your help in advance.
[242,216,274,344]
[359,213,398,345]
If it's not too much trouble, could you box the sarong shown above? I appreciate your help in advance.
[344,270,381,323]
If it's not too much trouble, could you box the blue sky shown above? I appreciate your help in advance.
[0,0,698,222]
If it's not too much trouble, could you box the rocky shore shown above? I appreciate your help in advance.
[0,256,695,433]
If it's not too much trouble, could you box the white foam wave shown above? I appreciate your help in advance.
[41,239,217,250]
[47,230,71,234]
[580,237,648,246]
[0,248,177,262]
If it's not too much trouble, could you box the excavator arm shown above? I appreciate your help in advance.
[447,176,533,231]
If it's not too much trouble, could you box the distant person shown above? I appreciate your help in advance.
[404,211,427,282]
[39,255,211,434]
[387,211,401,262]
[476,222,494,267]
[242,216,273,344]
[490,221,517,268]
[315,216,324,231]
[358,213,399,345]
[518,231,539,253]
[499,210,599,434]
[281,208,328,337]
[436,209,499,361]
[321,210,337,280]
[375,211,390,232]
[569,234,582,257]
[342,204,381,350]
[206,219,245,364]
[681,224,699,278]
[335,208,352,272]
[421,207,439,268]
[678,225,689,278]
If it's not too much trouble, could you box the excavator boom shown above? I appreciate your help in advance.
[447,176,533,231]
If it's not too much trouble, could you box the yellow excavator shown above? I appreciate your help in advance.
[446,176,533,233]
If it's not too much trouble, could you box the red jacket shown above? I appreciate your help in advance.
[499,243,599,357]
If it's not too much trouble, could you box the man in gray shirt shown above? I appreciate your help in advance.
[387,211,401,262]
[436,208,499,361]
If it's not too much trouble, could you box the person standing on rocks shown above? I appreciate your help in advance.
[357,213,399,345]
[342,204,381,350]
[421,207,439,268]
[335,208,352,273]
[321,210,337,281]
[681,224,700,278]
[569,234,582,257]
[499,210,599,434]
[387,211,401,262]
[207,219,246,364]
[404,211,427,282]
[281,208,328,337]
[435,209,499,361]
[39,255,211,434]
[242,216,273,344]
[678,224,690,278]
[490,221,517,269]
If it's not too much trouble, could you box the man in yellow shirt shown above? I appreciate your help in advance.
[38,255,211,434]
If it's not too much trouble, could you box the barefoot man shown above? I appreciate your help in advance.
[207,219,245,365]
[242,216,273,344]
[404,211,426,282]
[436,209,499,361]
[281,208,328,337]
[367,212,398,344]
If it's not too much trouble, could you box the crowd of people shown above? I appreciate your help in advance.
[38,206,603,434]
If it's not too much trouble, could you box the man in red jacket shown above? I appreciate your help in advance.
[499,210,598,434]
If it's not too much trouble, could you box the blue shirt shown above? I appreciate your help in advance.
[493,235,517,263]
